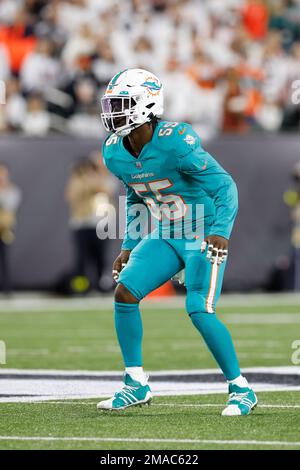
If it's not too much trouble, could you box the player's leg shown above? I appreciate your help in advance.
[185,255,241,377]
[97,237,183,411]
[183,242,257,416]
[115,237,183,369]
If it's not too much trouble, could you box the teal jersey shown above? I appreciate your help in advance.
[102,121,238,250]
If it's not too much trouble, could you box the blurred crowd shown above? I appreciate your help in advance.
[0,163,21,293]
[63,153,115,294]
[0,0,300,139]
[0,153,116,294]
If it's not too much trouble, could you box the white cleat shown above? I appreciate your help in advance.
[97,373,152,411]
[222,404,243,416]
[222,383,258,417]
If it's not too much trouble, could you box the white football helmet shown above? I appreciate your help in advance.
[100,68,164,136]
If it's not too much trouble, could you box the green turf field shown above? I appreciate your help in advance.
[0,392,299,450]
[0,302,299,370]
[0,296,299,450]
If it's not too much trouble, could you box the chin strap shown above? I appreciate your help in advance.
[116,114,155,137]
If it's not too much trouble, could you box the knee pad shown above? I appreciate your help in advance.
[186,290,215,316]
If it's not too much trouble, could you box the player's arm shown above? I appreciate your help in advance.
[122,183,147,250]
[112,183,148,281]
[177,127,238,263]
[101,137,135,280]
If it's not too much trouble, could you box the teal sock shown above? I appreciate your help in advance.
[190,312,240,380]
[114,302,143,367]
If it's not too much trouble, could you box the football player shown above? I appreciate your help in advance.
[97,68,257,416]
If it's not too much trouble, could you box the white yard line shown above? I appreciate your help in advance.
[1,305,300,323]
[0,367,299,403]
[0,292,300,313]
[155,403,300,409]
[223,314,300,324]
[0,390,300,406]
[25,401,300,409]
[1,366,299,376]
[0,436,299,447]
[8,349,50,356]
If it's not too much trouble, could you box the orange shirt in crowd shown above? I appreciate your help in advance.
[237,63,264,116]
[242,1,269,40]
[0,25,36,73]
[186,64,221,90]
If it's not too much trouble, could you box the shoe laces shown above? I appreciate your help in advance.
[115,384,137,397]
[228,391,249,403]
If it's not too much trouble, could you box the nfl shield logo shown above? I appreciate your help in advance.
[135,161,142,168]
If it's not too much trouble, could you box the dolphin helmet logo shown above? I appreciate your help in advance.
[141,76,162,95]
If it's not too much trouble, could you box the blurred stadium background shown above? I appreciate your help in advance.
[0,0,300,294]
[0,0,300,451]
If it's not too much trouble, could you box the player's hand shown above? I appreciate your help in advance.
[201,235,228,265]
[112,250,131,282]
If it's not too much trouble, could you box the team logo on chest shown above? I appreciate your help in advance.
[131,172,155,179]
[184,134,196,145]
[135,161,142,168]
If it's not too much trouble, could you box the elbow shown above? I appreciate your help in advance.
[223,178,238,217]
[232,180,239,214]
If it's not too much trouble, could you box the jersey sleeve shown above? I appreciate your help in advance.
[176,125,238,240]
[122,183,147,251]
[101,135,120,178]
[102,135,147,251]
